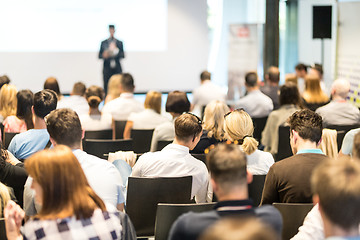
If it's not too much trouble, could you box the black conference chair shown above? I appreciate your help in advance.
[126,176,192,237]
[84,129,113,140]
[83,139,133,159]
[154,203,216,240]
[114,120,127,139]
[4,132,19,149]
[325,124,360,151]
[156,140,172,151]
[273,203,314,240]
[248,174,266,207]
[0,123,4,142]
[0,218,6,240]
[130,129,154,153]
[275,125,292,162]
[252,116,268,145]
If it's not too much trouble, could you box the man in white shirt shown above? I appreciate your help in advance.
[102,73,143,120]
[57,82,89,115]
[235,72,273,118]
[131,113,209,203]
[192,71,226,114]
[23,108,125,217]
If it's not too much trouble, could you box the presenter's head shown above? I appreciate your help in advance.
[109,25,115,38]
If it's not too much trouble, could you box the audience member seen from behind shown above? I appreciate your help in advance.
[261,109,329,205]
[0,75,11,90]
[224,109,274,175]
[191,100,229,154]
[5,145,124,240]
[261,83,302,156]
[316,79,360,127]
[285,73,298,86]
[199,217,278,240]
[168,144,282,240]
[150,91,190,151]
[44,76,62,100]
[0,182,10,217]
[235,71,273,118]
[311,159,360,239]
[3,90,34,134]
[295,63,308,93]
[57,82,89,116]
[302,74,329,111]
[105,74,122,104]
[79,85,112,131]
[260,66,281,110]
[123,90,168,139]
[132,113,209,203]
[0,84,17,123]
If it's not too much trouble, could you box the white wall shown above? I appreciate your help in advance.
[0,0,209,93]
[298,0,337,90]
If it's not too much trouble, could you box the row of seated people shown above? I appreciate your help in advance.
[1,107,360,239]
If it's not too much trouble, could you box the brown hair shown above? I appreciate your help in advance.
[287,109,323,144]
[165,91,190,114]
[72,82,86,96]
[120,73,135,92]
[303,74,329,104]
[44,77,61,97]
[144,91,162,114]
[25,145,106,219]
[207,144,247,193]
[46,108,82,148]
[200,71,211,81]
[279,82,303,107]
[174,113,202,142]
[352,132,360,160]
[85,85,105,109]
[224,109,258,155]
[267,66,280,84]
[312,159,360,230]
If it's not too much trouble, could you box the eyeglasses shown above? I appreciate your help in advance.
[224,108,245,119]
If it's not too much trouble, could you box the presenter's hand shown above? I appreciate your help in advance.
[102,51,110,59]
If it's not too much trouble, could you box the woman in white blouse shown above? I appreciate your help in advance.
[123,91,168,139]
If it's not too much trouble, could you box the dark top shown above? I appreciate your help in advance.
[302,98,330,112]
[260,85,280,110]
[168,200,283,240]
[261,153,329,204]
[98,38,125,72]
[0,161,28,207]
[190,130,222,154]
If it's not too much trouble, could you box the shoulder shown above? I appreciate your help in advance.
[255,205,282,233]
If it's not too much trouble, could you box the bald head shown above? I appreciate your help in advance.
[267,66,280,84]
[331,79,350,99]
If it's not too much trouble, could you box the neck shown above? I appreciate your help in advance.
[295,141,318,153]
[216,187,249,202]
[267,81,278,87]
[89,108,101,115]
[246,86,259,92]
[170,113,181,119]
[173,138,191,149]
[323,217,359,238]
[332,95,346,101]
[34,117,47,129]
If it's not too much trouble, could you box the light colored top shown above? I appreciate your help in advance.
[341,128,360,155]
[128,109,169,129]
[22,208,122,240]
[8,129,49,160]
[246,149,274,175]
[24,149,125,216]
[192,80,226,107]
[315,100,360,126]
[79,113,112,131]
[235,90,274,118]
[150,118,175,152]
[102,93,144,121]
[261,104,299,155]
[131,143,209,203]
[3,115,27,133]
[57,95,90,116]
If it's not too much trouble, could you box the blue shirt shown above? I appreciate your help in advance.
[297,149,324,155]
[8,129,50,159]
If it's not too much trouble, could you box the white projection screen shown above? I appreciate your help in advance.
[0,0,208,93]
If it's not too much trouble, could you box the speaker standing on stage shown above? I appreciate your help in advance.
[99,25,125,94]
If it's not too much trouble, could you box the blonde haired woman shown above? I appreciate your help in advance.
[0,182,10,217]
[191,100,229,153]
[123,90,168,139]
[224,109,274,174]
[302,74,329,111]
[0,84,17,123]
[105,74,122,104]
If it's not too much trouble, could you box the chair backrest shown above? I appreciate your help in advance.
[83,139,133,159]
[154,203,216,240]
[273,203,314,240]
[4,132,19,149]
[325,124,360,151]
[248,174,266,207]
[252,116,268,144]
[0,218,7,240]
[114,120,127,139]
[156,140,172,151]
[130,129,154,153]
[126,176,193,237]
[276,125,292,162]
[84,129,113,140]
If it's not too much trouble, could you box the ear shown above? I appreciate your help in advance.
[247,170,253,184]
[313,194,320,205]
[317,137,323,147]
[81,129,85,140]
[31,106,35,114]
[292,130,298,143]
[210,178,218,193]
